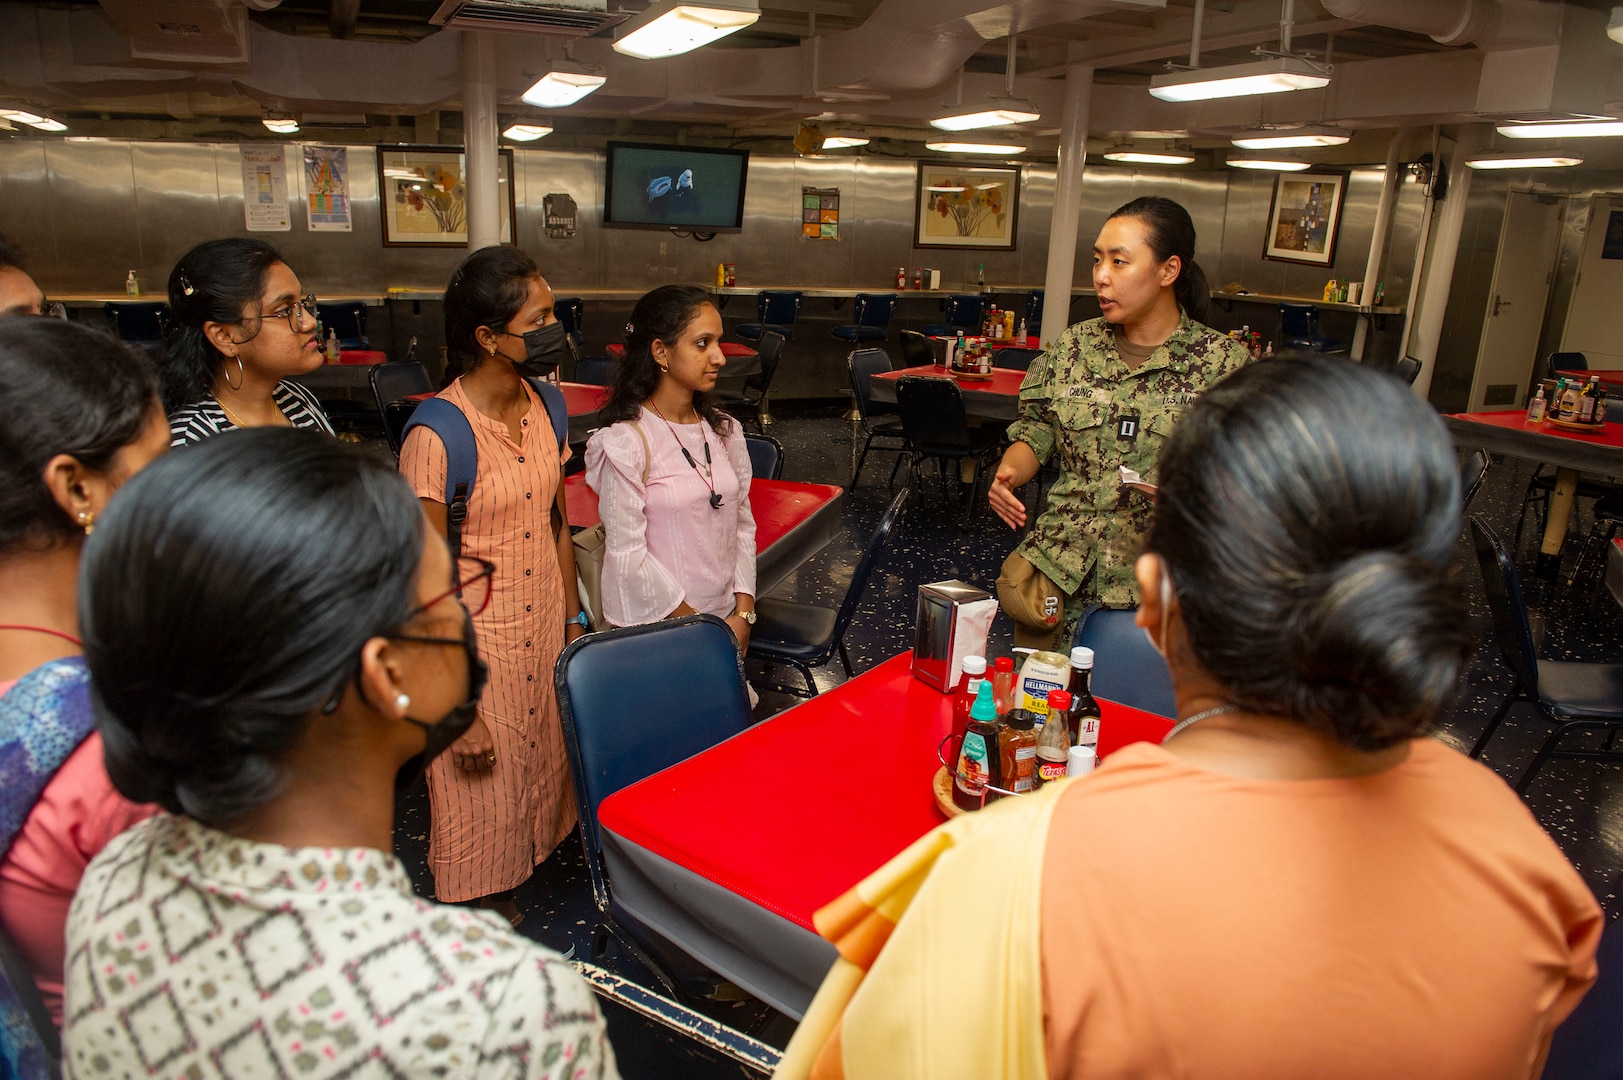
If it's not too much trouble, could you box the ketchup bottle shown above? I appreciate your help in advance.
[946,655,987,777]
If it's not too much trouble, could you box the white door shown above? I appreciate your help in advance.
[1561,195,1623,370]
[1469,191,1563,411]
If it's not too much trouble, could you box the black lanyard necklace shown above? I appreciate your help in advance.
[648,402,722,509]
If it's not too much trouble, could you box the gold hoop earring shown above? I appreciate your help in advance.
[78,511,94,536]
[225,355,244,391]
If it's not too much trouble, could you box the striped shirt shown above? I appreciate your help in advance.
[167,380,334,447]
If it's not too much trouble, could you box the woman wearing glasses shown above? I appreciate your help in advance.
[399,246,584,933]
[162,238,333,446]
[64,428,615,1079]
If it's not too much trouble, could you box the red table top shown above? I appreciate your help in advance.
[336,349,387,365]
[403,381,607,417]
[1445,408,1623,448]
[871,364,1025,397]
[606,342,758,359]
[1559,368,1623,388]
[597,652,1175,931]
[563,474,841,551]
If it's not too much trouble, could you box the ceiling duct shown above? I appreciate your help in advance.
[430,0,627,38]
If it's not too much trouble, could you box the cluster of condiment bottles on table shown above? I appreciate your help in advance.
[1227,326,1272,361]
[947,647,1102,812]
[980,307,1025,342]
[1527,375,1607,425]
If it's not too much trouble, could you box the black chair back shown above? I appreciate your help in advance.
[103,301,169,343]
[854,293,897,328]
[993,347,1040,371]
[369,361,432,453]
[895,375,970,454]
[1460,448,1491,510]
[554,615,754,910]
[574,356,618,386]
[556,296,585,346]
[316,301,368,350]
[1073,607,1176,718]
[831,489,908,646]
[757,291,801,327]
[898,330,935,369]
[941,294,983,329]
[1548,351,1588,378]
[1278,302,1318,345]
[744,432,784,480]
[1469,515,1542,700]
[1393,356,1422,385]
[1024,289,1044,327]
[748,331,784,395]
[848,349,895,422]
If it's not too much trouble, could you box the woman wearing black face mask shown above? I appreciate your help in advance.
[69,428,616,1079]
[398,245,585,930]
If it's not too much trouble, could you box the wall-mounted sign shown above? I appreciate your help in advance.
[240,146,291,232]
[803,187,839,240]
[544,193,578,239]
[303,145,351,232]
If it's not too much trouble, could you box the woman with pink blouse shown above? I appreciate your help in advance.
[585,286,757,648]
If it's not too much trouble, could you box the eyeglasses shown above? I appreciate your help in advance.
[413,555,496,620]
[264,294,319,334]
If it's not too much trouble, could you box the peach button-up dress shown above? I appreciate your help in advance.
[400,378,576,903]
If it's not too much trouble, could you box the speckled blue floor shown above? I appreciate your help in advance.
[393,404,1623,1066]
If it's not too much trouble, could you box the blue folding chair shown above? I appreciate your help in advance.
[921,294,983,338]
[1278,302,1346,353]
[103,301,169,344]
[736,290,801,342]
[831,293,897,344]
[744,432,784,480]
[1072,606,1177,719]
[555,615,756,1002]
[556,296,585,351]
[1024,289,1044,329]
[316,301,369,350]
[574,356,619,387]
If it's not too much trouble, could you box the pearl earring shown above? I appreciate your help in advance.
[396,694,411,711]
[78,511,94,536]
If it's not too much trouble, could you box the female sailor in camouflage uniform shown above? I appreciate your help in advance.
[988,196,1251,650]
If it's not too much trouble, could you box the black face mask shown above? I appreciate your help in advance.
[505,321,573,379]
[393,612,490,794]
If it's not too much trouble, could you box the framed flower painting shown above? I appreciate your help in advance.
[914,163,1020,250]
[378,146,515,246]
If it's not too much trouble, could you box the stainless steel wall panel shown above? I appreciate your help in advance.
[130,142,229,298]
[0,142,58,288]
[40,141,143,293]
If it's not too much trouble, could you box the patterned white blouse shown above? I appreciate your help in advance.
[62,815,617,1079]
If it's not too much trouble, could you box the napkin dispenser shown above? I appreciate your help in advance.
[913,580,996,692]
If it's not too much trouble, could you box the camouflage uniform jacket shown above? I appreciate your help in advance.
[1006,314,1250,606]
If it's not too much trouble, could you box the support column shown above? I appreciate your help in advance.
[462,31,501,251]
[1406,127,1480,400]
[1040,65,1094,348]
[1350,127,1409,361]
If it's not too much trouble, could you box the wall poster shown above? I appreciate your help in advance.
[914,163,1019,250]
[803,187,839,239]
[303,145,352,232]
[240,145,291,232]
[544,193,578,239]
[1263,171,1347,267]
[378,145,514,246]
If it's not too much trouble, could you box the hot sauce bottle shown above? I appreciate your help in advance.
[953,680,1000,812]
[946,656,987,778]
[991,656,1016,717]
[1035,689,1071,786]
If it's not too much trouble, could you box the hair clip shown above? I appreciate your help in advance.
[625,321,635,334]
[178,270,194,297]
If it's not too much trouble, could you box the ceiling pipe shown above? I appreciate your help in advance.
[329,0,360,39]
[1317,0,1566,49]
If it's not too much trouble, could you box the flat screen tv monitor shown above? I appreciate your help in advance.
[603,141,749,232]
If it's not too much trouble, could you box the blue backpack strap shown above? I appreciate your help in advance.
[401,397,478,560]
[524,377,570,451]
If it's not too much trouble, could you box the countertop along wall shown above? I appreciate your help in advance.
[0,139,1421,393]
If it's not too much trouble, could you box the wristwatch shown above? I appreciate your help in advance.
[734,609,757,625]
[568,611,590,630]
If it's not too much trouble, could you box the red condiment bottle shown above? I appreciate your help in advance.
[946,655,987,777]
[991,656,1016,717]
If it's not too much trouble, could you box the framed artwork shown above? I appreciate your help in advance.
[1263,171,1347,266]
[378,145,514,246]
[915,163,1019,250]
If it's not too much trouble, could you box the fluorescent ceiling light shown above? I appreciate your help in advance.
[503,123,553,142]
[0,109,67,132]
[1231,125,1349,149]
[261,115,300,134]
[521,69,606,108]
[1466,151,1583,170]
[1226,155,1311,171]
[925,139,1026,154]
[1150,56,1331,102]
[820,134,870,149]
[1103,148,1195,165]
[1497,120,1623,139]
[613,0,759,60]
[930,100,1040,131]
